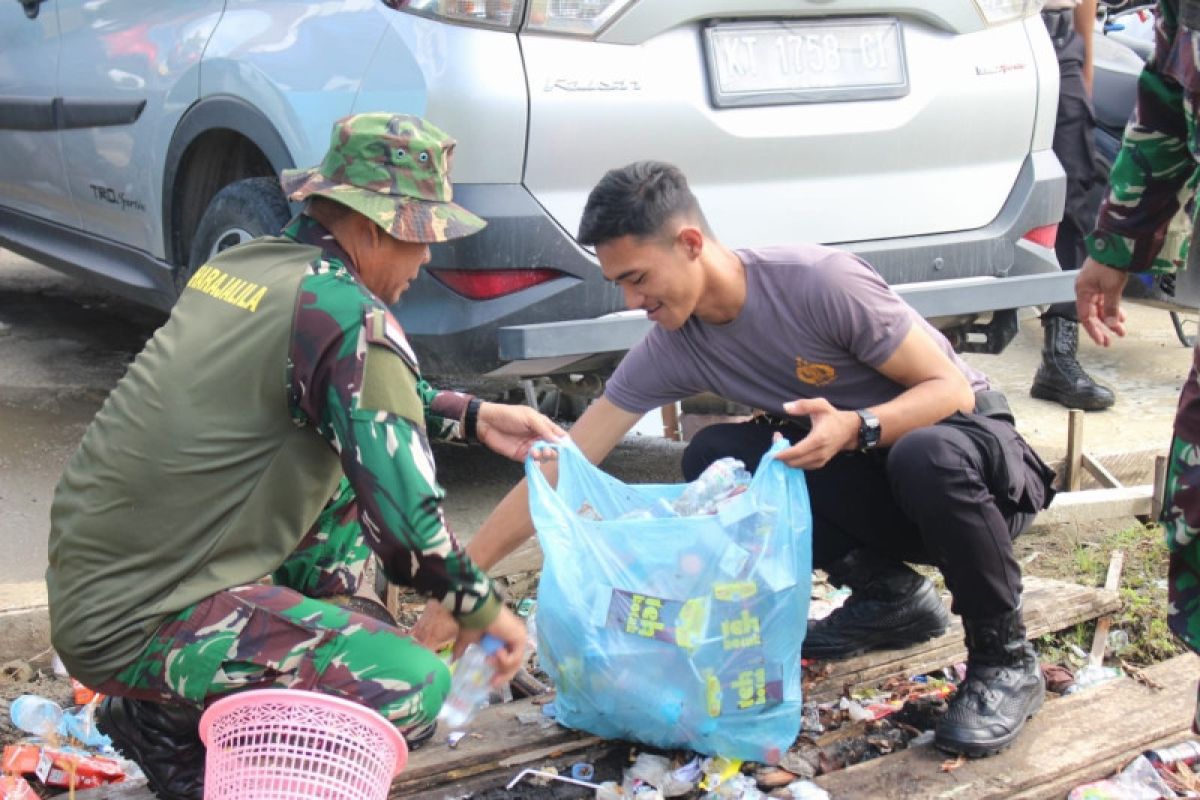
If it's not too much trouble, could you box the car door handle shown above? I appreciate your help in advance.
[18,0,47,20]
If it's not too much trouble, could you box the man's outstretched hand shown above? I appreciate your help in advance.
[477,402,567,461]
[1075,257,1129,347]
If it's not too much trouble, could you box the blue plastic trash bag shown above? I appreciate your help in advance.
[526,438,812,763]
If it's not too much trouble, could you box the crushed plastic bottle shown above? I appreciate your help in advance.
[438,634,504,728]
[673,458,752,516]
[9,694,64,738]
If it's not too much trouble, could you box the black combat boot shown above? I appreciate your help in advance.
[934,608,1045,757]
[96,696,205,800]
[803,550,951,660]
[1030,316,1115,410]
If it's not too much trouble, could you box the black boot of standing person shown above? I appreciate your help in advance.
[802,549,951,660]
[934,606,1045,756]
[1030,306,1115,411]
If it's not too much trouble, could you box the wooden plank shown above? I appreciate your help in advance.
[814,653,1197,799]
[1151,453,1169,523]
[1088,550,1125,669]
[388,698,601,798]
[68,781,152,799]
[70,578,1119,799]
[1008,733,1197,800]
[1047,447,1163,490]
[1081,452,1122,489]
[392,740,623,799]
[808,576,1120,703]
[1066,409,1085,491]
[1032,485,1153,528]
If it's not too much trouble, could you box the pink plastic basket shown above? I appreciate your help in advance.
[199,689,408,800]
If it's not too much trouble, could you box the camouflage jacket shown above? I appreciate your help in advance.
[1085,0,1200,273]
[284,214,500,627]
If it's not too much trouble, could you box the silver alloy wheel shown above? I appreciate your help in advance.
[207,227,255,261]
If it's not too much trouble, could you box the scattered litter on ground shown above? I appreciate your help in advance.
[939,754,967,773]
[1067,740,1200,798]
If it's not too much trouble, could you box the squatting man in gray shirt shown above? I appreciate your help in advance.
[414,160,1058,756]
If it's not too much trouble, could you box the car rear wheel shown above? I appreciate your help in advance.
[181,177,292,294]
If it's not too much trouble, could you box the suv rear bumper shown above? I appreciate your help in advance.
[494,151,1072,376]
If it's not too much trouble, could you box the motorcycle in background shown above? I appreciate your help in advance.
[1091,1,1199,345]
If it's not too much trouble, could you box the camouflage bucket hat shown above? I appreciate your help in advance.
[279,113,486,243]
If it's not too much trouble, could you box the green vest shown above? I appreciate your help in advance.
[47,237,342,686]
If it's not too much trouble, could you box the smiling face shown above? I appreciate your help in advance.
[597,227,705,331]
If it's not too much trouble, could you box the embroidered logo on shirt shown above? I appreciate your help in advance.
[795,356,836,386]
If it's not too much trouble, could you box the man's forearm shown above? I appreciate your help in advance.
[464,474,540,571]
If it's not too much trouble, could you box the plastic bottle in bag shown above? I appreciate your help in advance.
[10,694,64,738]
[438,634,504,728]
[673,458,752,516]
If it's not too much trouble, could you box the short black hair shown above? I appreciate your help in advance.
[577,161,710,247]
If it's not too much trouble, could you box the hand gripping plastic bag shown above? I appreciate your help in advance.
[526,438,812,763]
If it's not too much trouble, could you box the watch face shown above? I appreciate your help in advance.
[857,410,881,449]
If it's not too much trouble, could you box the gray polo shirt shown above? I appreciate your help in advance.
[604,243,989,416]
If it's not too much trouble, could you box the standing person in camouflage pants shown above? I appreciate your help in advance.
[1074,0,1200,733]
[45,112,565,800]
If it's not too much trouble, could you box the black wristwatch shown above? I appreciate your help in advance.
[464,397,483,442]
[855,409,881,452]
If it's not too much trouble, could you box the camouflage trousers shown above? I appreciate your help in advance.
[95,480,450,731]
[1160,434,1200,733]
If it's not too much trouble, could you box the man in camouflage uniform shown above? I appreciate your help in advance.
[1074,0,1200,732]
[46,113,564,800]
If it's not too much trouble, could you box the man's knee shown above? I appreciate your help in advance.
[327,630,451,728]
[887,427,976,491]
[395,645,451,726]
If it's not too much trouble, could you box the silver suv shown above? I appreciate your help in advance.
[0,0,1068,398]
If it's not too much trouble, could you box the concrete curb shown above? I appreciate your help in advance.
[0,581,49,661]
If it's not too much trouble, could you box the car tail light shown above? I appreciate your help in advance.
[1021,223,1058,249]
[383,0,521,31]
[525,0,635,37]
[382,0,634,35]
[429,268,564,300]
[973,0,1044,26]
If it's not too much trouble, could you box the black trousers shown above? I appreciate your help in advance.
[682,415,1048,620]
[1045,7,1105,321]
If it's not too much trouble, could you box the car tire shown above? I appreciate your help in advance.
[181,177,292,294]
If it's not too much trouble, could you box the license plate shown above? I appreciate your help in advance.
[704,18,908,107]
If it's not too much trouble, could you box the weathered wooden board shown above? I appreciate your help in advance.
[807,575,1120,702]
[389,698,603,798]
[66,577,1123,800]
[815,653,1198,799]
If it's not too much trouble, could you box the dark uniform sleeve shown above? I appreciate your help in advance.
[1085,0,1198,273]
[288,270,500,628]
[416,379,474,443]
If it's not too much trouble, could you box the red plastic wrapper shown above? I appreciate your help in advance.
[1,743,126,790]
[0,774,38,799]
[70,678,102,706]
